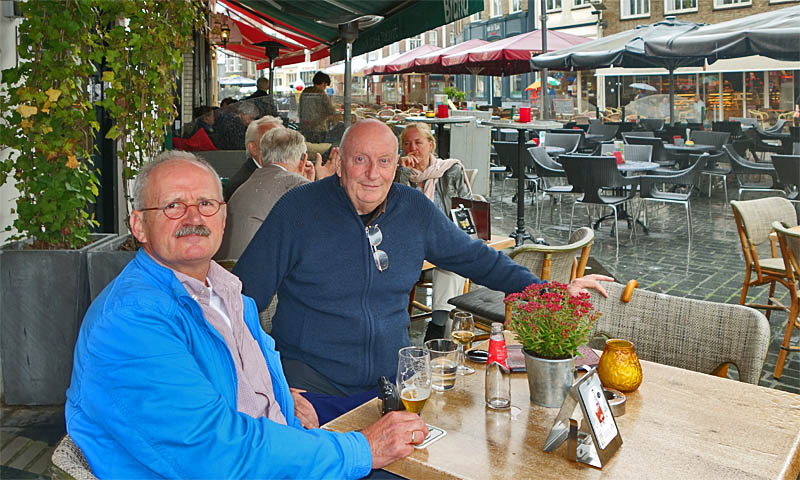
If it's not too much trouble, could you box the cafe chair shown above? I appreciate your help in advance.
[730,116,761,129]
[587,123,619,142]
[765,118,787,134]
[698,150,733,203]
[588,282,770,385]
[638,118,665,132]
[712,120,743,141]
[770,154,800,203]
[621,131,655,142]
[730,197,797,320]
[689,130,730,150]
[561,154,639,253]
[543,133,582,157]
[447,227,594,332]
[724,144,783,199]
[51,435,98,480]
[743,128,783,162]
[769,221,800,379]
[528,146,573,228]
[600,143,653,163]
[493,140,538,204]
[624,135,675,172]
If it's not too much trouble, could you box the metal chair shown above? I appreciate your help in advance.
[770,154,800,202]
[587,123,619,142]
[528,146,574,227]
[689,130,730,150]
[638,118,665,132]
[770,221,800,379]
[600,143,653,163]
[624,135,675,171]
[724,144,783,199]
[588,282,770,385]
[561,154,639,253]
[621,131,655,142]
[633,153,708,248]
[730,197,797,321]
[698,150,733,203]
[493,140,537,203]
[51,435,98,480]
[765,118,787,134]
[447,227,594,331]
[743,128,784,161]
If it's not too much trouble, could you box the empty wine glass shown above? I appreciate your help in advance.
[451,312,475,375]
[397,346,431,415]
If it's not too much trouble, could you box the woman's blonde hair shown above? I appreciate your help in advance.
[399,122,437,158]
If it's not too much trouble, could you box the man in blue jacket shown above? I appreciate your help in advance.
[65,150,426,479]
[234,120,611,416]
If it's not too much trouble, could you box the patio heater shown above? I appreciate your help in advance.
[339,21,358,130]
[254,40,284,95]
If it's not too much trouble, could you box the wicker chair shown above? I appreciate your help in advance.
[730,197,797,320]
[770,221,800,379]
[447,227,594,331]
[51,435,97,480]
[587,282,770,385]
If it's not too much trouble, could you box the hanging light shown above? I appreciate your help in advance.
[220,24,230,46]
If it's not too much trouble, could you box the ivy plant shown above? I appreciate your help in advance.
[0,0,205,249]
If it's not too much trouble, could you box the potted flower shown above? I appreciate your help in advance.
[505,281,600,407]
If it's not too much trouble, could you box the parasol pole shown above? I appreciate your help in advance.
[540,0,550,120]
[467,66,483,103]
[668,67,675,125]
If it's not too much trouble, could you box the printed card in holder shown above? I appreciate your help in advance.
[451,197,491,241]
[450,204,477,238]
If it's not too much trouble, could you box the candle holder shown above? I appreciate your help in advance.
[597,339,642,393]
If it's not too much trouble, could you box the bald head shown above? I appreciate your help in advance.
[338,119,399,215]
[340,119,398,160]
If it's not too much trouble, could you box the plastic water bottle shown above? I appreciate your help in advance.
[485,322,511,409]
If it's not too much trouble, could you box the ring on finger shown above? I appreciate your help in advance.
[411,431,416,443]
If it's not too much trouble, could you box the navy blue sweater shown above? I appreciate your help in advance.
[234,175,539,395]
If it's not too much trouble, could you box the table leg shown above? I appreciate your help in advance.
[510,131,533,247]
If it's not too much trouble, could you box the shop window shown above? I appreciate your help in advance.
[428,31,438,47]
[665,0,697,13]
[491,0,503,17]
[389,42,400,55]
[621,0,650,18]
[511,0,522,12]
[547,0,562,11]
[471,11,482,21]
[713,0,751,8]
[510,75,523,98]
[300,71,314,86]
[573,0,589,6]
[408,34,422,50]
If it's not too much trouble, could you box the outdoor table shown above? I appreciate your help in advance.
[663,143,715,168]
[421,235,515,271]
[481,120,563,246]
[323,353,800,479]
[404,116,474,158]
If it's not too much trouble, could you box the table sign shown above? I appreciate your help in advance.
[450,204,477,237]
[451,197,490,241]
[543,368,622,469]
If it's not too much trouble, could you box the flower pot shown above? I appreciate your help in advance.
[522,350,575,408]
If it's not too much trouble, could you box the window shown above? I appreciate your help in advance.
[428,31,438,47]
[491,0,502,17]
[665,0,697,12]
[713,0,751,7]
[389,42,400,55]
[573,0,588,6]
[510,75,523,98]
[470,11,482,21]
[300,71,314,86]
[408,34,422,50]
[621,0,650,18]
[547,0,562,10]
[511,0,522,12]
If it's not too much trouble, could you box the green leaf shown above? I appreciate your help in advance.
[105,125,120,140]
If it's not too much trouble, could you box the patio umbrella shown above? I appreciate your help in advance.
[646,5,800,63]
[629,82,656,92]
[526,77,560,90]
[364,44,442,75]
[392,39,489,74]
[531,17,707,123]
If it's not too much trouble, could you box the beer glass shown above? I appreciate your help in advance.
[397,346,431,414]
[451,312,475,375]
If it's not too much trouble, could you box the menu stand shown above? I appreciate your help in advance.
[543,369,622,469]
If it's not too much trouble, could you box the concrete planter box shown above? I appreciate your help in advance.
[0,233,115,405]
[87,234,136,301]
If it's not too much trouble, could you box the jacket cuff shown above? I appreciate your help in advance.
[345,431,373,478]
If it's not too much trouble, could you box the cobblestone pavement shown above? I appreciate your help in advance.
[484,179,799,395]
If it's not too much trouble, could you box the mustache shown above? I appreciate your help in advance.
[175,224,211,238]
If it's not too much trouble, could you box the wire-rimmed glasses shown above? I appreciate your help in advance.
[138,200,225,220]
[366,224,389,272]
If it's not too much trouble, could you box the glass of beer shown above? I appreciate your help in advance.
[397,346,431,415]
[451,312,475,375]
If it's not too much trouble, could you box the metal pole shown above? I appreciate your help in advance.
[540,0,549,120]
[344,41,353,130]
[269,58,275,95]
[669,68,675,125]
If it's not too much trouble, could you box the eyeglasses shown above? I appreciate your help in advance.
[139,199,225,220]
[366,224,389,272]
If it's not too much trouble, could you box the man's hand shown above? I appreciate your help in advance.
[566,274,614,298]
[302,159,316,182]
[314,147,339,180]
[290,388,319,429]
[360,411,427,469]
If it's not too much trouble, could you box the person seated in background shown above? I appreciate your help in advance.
[233,119,612,423]
[211,100,259,150]
[394,122,473,342]
[189,105,217,137]
[223,115,284,202]
[220,97,237,108]
[217,128,339,261]
[247,77,269,99]
[299,71,337,143]
[65,150,427,479]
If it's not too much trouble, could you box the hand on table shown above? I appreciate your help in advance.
[314,147,339,180]
[290,387,319,429]
[360,410,427,469]
[566,274,614,298]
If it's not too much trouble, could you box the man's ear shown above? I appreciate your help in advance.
[247,141,260,166]
[130,210,148,245]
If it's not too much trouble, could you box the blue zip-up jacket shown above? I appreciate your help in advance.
[65,249,372,479]
[234,175,540,396]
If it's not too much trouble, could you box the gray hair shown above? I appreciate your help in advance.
[260,128,307,167]
[340,118,398,159]
[245,115,283,151]
[132,150,222,210]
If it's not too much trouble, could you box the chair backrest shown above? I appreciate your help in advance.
[527,146,564,177]
[773,220,800,286]
[544,133,582,153]
[639,118,665,131]
[587,123,619,141]
[771,154,800,189]
[731,116,761,128]
[731,196,797,246]
[624,135,666,163]
[560,154,631,204]
[600,143,653,163]
[51,435,98,480]
[622,131,655,142]
[508,227,594,283]
[690,130,730,149]
[491,141,520,173]
[766,118,787,133]
[588,283,770,385]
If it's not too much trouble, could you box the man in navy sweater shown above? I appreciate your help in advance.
[234,120,611,420]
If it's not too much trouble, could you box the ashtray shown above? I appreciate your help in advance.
[603,388,626,416]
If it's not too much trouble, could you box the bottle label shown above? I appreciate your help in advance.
[487,337,508,369]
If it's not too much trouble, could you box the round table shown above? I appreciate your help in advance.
[404,116,474,158]
[618,160,659,173]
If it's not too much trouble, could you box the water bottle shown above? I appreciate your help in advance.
[485,322,511,409]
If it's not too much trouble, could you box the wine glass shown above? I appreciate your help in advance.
[397,346,431,415]
[451,312,475,375]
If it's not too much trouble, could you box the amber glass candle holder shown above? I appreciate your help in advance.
[597,339,643,393]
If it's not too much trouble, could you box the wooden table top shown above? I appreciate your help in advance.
[421,235,515,271]
[323,358,800,479]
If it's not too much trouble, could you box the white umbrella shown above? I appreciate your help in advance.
[629,82,657,92]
